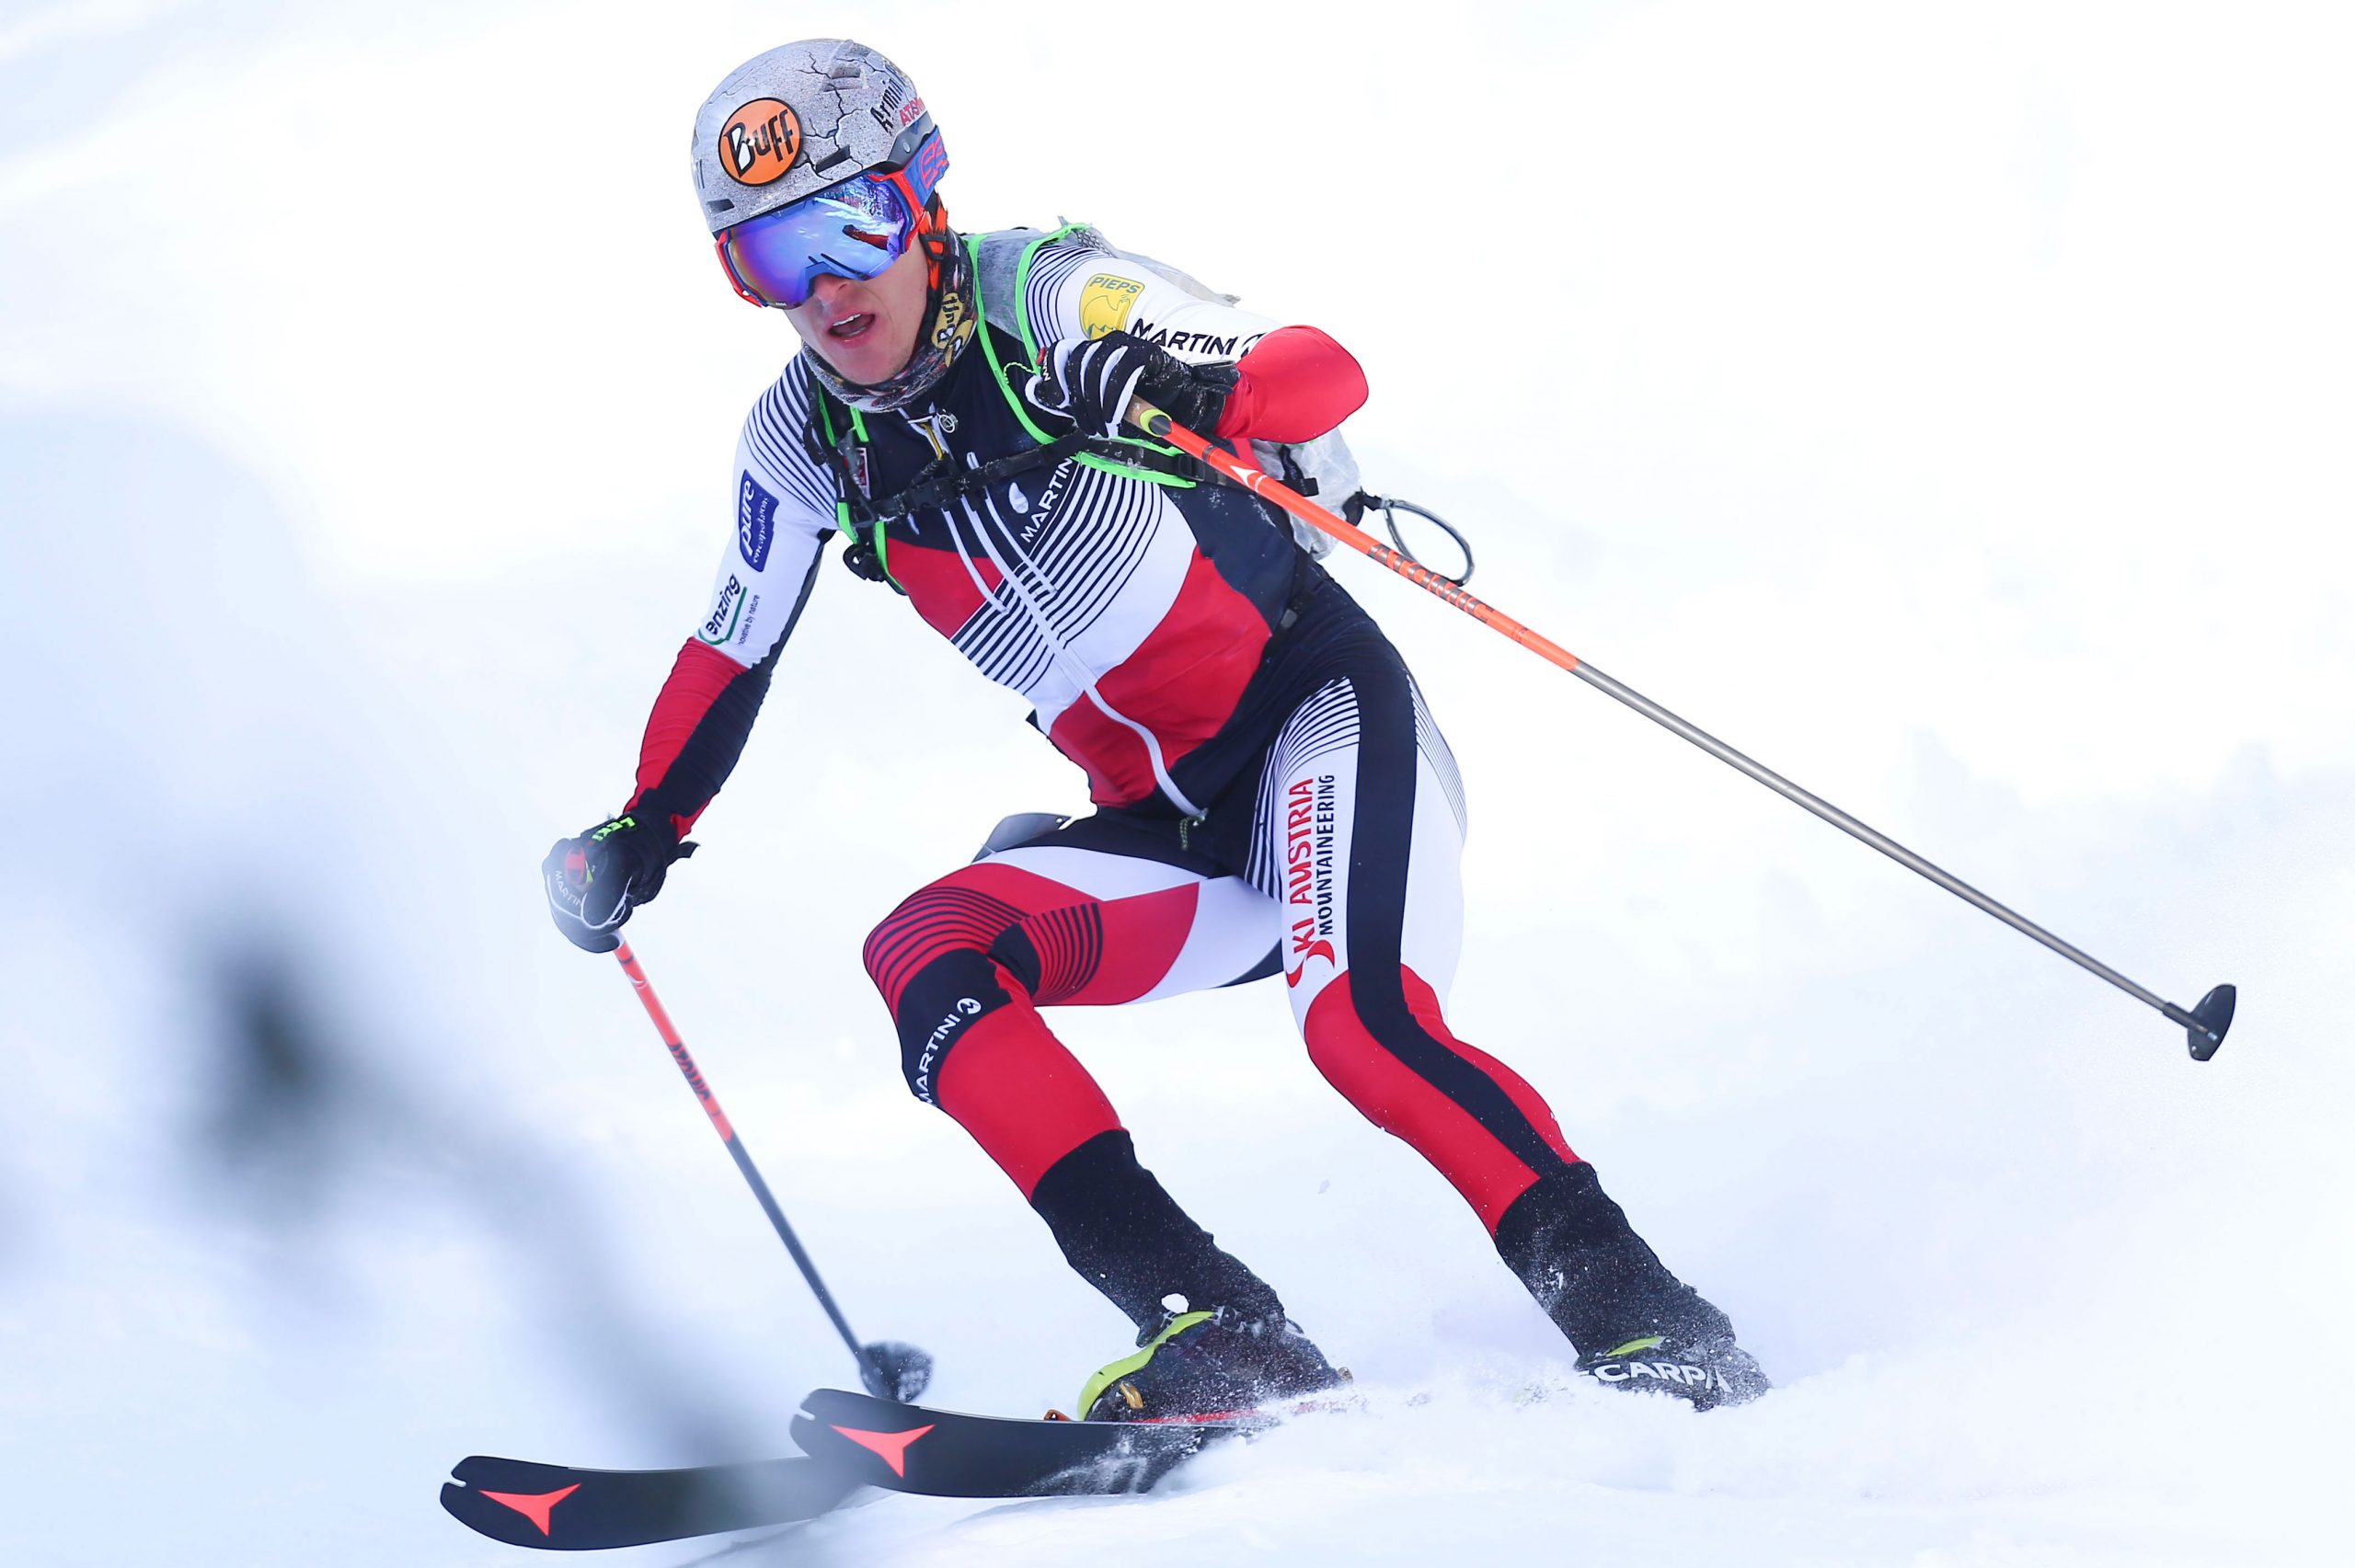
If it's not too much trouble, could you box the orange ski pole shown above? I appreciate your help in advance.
[1126,398,2234,1061]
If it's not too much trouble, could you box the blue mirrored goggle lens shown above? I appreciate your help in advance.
[722,177,914,308]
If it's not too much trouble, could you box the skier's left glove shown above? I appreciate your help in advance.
[542,813,695,954]
[1022,330,1239,441]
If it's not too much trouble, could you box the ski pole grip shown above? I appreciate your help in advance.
[1126,395,1172,439]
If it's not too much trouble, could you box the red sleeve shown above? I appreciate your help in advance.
[1212,326,1369,444]
[624,638,777,839]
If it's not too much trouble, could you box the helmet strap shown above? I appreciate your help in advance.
[917,197,951,291]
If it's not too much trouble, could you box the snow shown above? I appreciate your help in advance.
[5,3,2352,1565]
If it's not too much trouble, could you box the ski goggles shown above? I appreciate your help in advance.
[714,129,948,309]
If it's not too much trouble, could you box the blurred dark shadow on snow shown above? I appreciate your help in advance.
[0,406,775,1459]
[201,933,351,1209]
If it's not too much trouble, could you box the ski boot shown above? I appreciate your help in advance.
[1077,1298,1348,1422]
[1494,1163,1771,1411]
[1576,1332,1770,1411]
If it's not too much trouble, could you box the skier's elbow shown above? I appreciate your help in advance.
[1214,326,1369,443]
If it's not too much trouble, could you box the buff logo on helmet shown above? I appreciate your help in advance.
[720,98,802,186]
[1079,274,1143,340]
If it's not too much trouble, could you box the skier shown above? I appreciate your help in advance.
[545,39,1769,1417]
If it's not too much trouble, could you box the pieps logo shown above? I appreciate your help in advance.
[719,98,801,186]
[1079,274,1143,339]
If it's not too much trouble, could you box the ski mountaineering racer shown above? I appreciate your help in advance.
[544,39,1769,1417]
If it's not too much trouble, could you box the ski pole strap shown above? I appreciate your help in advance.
[1126,397,1583,671]
[1361,492,1476,586]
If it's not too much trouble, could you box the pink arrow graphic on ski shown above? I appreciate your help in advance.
[480,1482,581,1536]
[829,1423,935,1478]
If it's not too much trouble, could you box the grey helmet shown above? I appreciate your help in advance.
[690,40,940,235]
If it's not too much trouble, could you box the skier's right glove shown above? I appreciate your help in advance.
[542,813,695,953]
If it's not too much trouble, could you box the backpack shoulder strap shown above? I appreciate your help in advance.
[799,378,902,592]
[970,226,1203,489]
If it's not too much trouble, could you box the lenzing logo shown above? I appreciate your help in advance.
[700,575,746,645]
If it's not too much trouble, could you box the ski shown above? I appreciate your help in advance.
[787,1386,1257,1498]
[440,1449,856,1551]
[442,1390,1258,1551]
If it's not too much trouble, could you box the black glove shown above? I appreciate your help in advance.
[1022,330,1238,441]
[542,813,695,953]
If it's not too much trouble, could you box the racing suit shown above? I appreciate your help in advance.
[619,225,1733,1356]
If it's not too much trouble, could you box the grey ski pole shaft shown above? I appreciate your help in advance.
[1131,397,2236,1060]
[1566,663,2235,1059]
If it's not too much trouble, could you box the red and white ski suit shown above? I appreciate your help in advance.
[619,227,1671,1341]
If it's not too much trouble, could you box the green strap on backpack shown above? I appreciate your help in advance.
[811,393,896,589]
[984,224,1200,487]
[812,224,1207,591]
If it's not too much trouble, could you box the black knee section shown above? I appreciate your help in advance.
[1028,1130,1285,1331]
[1493,1163,1732,1356]
[888,948,1014,1104]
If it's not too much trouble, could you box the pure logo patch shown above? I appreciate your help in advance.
[719,98,801,186]
[738,472,777,570]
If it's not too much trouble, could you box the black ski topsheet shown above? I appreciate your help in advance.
[789,1387,1257,1498]
[442,1390,1259,1550]
[440,1450,856,1551]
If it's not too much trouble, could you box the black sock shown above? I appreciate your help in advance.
[1028,1130,1285,1331]
[1492,1162,1732,1356]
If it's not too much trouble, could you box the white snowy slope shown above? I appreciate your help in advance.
[5,4,2352,1566]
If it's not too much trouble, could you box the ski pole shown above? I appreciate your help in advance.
[612,940,934,1399]
[1126,398,2236,1061]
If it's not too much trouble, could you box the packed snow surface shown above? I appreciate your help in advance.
[5,4,2350,1564]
